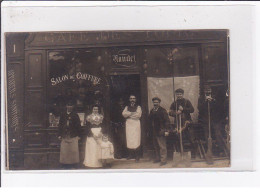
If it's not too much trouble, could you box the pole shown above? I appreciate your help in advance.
[179,114,184,160]
[208,100,211,139]
[206,99,213,164]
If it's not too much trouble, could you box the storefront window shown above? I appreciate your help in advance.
[146,46,200,122]
[145,46,199,77]
[170,46,199,77]
[47,49,106,127]
[145,47,173,77]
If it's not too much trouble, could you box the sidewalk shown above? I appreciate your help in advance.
[110,158,230,169]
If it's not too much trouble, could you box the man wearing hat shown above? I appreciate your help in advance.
[198,85,228,156]
[169,88,194,122]
[148,97,170,166]
[169,88,195,157]
[58,102,81,169]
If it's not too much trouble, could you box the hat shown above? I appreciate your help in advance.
[152,97,161,102]
[204,84,212,92]
[175,88,184,94]
[66,101,74,106]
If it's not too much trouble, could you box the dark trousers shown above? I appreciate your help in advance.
[185,127,196,157]
[153,135,167,163]
[202,120,228,155]
[113,123,127,158]
[173,126,196,157]
[128,147,140,160]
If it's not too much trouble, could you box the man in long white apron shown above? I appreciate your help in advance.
[122,95,142,162]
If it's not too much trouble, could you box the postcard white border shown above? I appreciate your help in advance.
[1,1,259,187]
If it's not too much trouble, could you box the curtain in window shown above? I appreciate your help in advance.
[147,76,200,123]
[174,75,200,122]
[147,77,174,123]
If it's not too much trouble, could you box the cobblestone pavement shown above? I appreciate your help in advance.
[108,158,230,169]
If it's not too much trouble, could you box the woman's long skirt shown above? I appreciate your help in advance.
[83,128,102,168]
[60,137,80,164]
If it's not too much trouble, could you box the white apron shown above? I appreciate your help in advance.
[126,119,141,149]
[122,106,142,149]
[83,128,102,168]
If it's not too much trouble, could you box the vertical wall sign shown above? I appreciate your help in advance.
[7,63,23,148]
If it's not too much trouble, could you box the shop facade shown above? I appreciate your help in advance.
[6,30,229,170]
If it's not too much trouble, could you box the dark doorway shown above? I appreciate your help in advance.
[109,74,141,159]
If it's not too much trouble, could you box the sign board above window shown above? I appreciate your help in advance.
[111,48,138,71]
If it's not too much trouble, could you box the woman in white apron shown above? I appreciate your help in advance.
[83,105,104,168]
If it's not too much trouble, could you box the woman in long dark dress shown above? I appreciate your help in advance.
[58,102,81,169]
[83,105,104,168]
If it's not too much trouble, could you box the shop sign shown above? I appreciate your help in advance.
[7,69,19,132]
[50,72,101,86]
[27,30,226,47]
[112,49,136,69]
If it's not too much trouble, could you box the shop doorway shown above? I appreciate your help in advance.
[109,74,141,159]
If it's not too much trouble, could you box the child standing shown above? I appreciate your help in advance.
[100,135,114,168]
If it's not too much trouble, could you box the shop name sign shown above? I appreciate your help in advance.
[112,49,136,64]
[28,31,225,47]
[50,72,101,86]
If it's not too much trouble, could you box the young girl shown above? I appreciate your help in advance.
[100,134,114,168]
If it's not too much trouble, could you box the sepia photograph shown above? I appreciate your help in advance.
[4,30,230,170]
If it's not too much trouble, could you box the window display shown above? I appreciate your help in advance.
[47,49,106,127]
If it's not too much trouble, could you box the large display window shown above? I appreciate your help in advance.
[47,49,107,127]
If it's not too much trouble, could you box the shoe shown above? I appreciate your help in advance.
[153,159,160,163]
[160,162,167,166]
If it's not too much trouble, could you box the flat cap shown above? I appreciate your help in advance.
[175,88,184,94]
[66,101,74,106]
[152,97,161,102]
[204,84,212,91]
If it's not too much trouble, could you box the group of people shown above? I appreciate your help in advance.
[58,103,114,169]
[57,85,229,169]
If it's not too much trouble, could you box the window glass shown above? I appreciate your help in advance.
[145,46,199,77]
[47,49,106,127]
[170,46,200,77]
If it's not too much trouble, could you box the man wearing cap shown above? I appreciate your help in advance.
[58,102,81,169]
[148,97,170,166]
[198,85,228,156]
[169,88,195,158]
